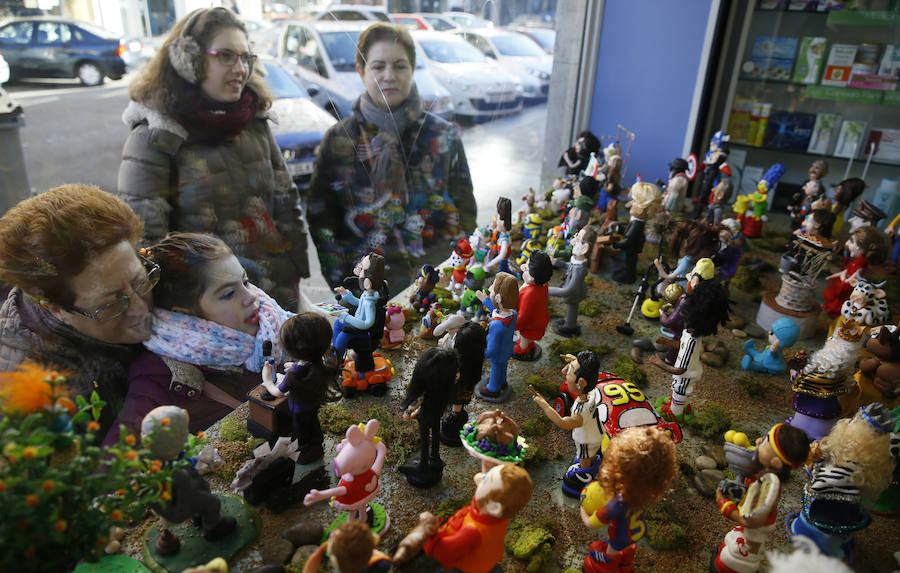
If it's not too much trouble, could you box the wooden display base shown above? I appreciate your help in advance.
[756,292,819,340]
[246,384,292,441]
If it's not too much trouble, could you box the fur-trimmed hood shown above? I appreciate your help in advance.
[121,100,273,144]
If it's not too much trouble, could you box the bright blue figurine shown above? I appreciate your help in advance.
[474,272,519,402]
[741,317,799,374]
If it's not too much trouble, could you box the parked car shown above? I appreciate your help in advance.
[454,28,551,102]
[0,51,9,85]
[412,30,522,121]
[391,13,457,32]
[260,58,336,191]
[441,11,493,28]
[312,5,390,23]
[420,13,459,31]
[277,21,453,120]
[504,25,555,55]
[0,17,127,86]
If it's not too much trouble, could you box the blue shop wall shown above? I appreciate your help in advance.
[589,0,717,185]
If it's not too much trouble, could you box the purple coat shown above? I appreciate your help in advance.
[103,349,258,446]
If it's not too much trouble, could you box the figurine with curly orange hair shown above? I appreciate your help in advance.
[579,426,677,573]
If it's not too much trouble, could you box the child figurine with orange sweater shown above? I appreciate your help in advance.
[579,426,677,573]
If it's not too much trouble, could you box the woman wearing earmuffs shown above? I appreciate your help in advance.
[116,7,310,310]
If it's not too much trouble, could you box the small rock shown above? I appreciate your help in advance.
[701,352,724,368]
[249,567,285,573]
[291,545,320,567]
[694,455,717,471]
[632,338,653,351]
[744,323,767,339]
[705,445,727,467]
[283,520,323,548]
[630,347,643,363]
[731,329,747,338]
[694,468,726,498]
[725,315,746,329]
[713,346,730,360]
[261,538,295,566]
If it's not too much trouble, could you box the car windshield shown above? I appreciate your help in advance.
[524,28,554,51]
[74,21,119,40]
[423,16,455,31]
[320,30,360,72]
[419,38,486,64]
[262,62,307,99]
[617,408,660,430]
[492,33,546,57]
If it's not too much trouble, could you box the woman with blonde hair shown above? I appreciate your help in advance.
[117,6,310,310]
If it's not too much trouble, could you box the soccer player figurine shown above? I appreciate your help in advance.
[580,427,677,573]
[513,251,553,361]
[474,272,519,403]
[712,423,810,573]
[549,226,596,337]
[530,350,603,497]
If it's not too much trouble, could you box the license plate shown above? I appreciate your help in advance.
[288,161,315,177]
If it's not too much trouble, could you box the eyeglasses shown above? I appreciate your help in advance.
[62,257,160,323]
[205,49,257,68]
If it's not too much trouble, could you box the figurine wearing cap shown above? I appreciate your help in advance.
[662,157,689,214]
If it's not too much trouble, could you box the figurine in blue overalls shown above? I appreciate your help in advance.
[474,272,519,403]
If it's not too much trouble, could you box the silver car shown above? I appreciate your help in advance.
[454,28,552,102]
[276,21,453,120]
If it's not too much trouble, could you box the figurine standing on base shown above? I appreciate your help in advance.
[474,272,519,402]
[580,427,677,573]
[662,158,689,214]
[261,313,341,464]
[741,317,799,375]
[649,280,731,423]
[483,197,512,275]
[448,239,474,300]
[530,350,603,497]
[399,347,458,487]
[712,423,809,573]
[393,463,534,573]
[381,304,405,350]
[304,420,390,534]
[559,130,601,176]
[513,251,552,361]
[440,322,487,446]
[549,226,596,337]
[409,264,440,313]
[822,226,888,320]
[609,182,662,284]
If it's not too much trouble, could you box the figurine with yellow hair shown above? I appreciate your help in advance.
[605,181,662,284]
[580,426,677,573]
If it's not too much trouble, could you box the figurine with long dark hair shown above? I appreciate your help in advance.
[262,312,341,463]
[653,220,720,294]
[399,347,459,487]
[559,130,601,176]
[440,321,487,446]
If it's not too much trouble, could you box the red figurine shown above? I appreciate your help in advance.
[513,251,552,361]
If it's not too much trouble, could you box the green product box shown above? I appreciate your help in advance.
[793,37,827,84]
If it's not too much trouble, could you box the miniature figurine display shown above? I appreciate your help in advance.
[483,197,513,275]
[580,426,677,573]
[513,251,553,361]
[382,304,405,349]
[885,211,900,264]
[409,264,440,313]
[846,199,888,235]
[440,322,488,446]
[788,404,895,560]
[559,130,601,176]
[741,317,800,374]
[549,226,596,337]
[654,220,720,295]
[713,218,744,285]
[304,419,389,534]
[788,160,828,229]
[650,279,731,422]
[261,313,340,464]
[597,155,623,230]
[568,193,597,237]
[712,423,810,573]
[607,181,662,284]
[695,130,731,219]
[475,272,519,402]
[661,157,689,214]
[830,177,867,236]
[822,226,888,321]
[303,520,390,573]
[399,347,459,487]
[459,409,528,473]
[842,323,900,414]
[530,350,603,497]
[448,238,475,300]
[393,463,533,573]
[735,163,785,238]
[706,177,735,225]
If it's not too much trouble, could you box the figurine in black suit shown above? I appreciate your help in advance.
[611,182,662,284]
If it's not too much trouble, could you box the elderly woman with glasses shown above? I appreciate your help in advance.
[0,184,155,437]
[116,6,312,311]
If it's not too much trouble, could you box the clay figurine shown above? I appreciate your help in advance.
[393,463,533,573]
[823,226,888,322]
[448,238,475,300]
[261,313,341,464]
[474,272,519,402]
[831,177,866,236]
[439,322,488,446]
[549,226,596,337]
[661,157,689,214]
[483,197,512,275]
[713,218,744,285]
[741,317,800,375]
[513,251,553,361]
[608,181,662,284]
[788,161,828,229]
[559,130,601,176]
[399,347,459,487]
[712,423,810,573]
[303,520,391,573]
[842,323,900,414]
[695,130,731,219]
[846,199,887,235]
[580,427,677,573]
[706,176,735,225]
[530,350,603,497]
[304,419,389,534]
[381,304,405,350]
[653,220,720,296]
[409,264,440,313]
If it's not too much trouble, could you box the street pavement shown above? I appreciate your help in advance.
[6,75,548,301]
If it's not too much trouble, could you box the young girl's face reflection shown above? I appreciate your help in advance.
[196,255,260,335]
[358,40,413,111]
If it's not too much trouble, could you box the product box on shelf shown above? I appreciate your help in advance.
[747,102,774,147]
[793,37,827,84]
[865,128,900,164]
[727,98,754,144]
[821,44,858,87]
[807,113,841,155]
[878,45,900,78]
[848,74,899,91]
[741,37,799,81]
[762,111,817,151]
[833,120,867,158]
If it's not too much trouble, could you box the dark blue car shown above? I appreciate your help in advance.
[0,17,127,86]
